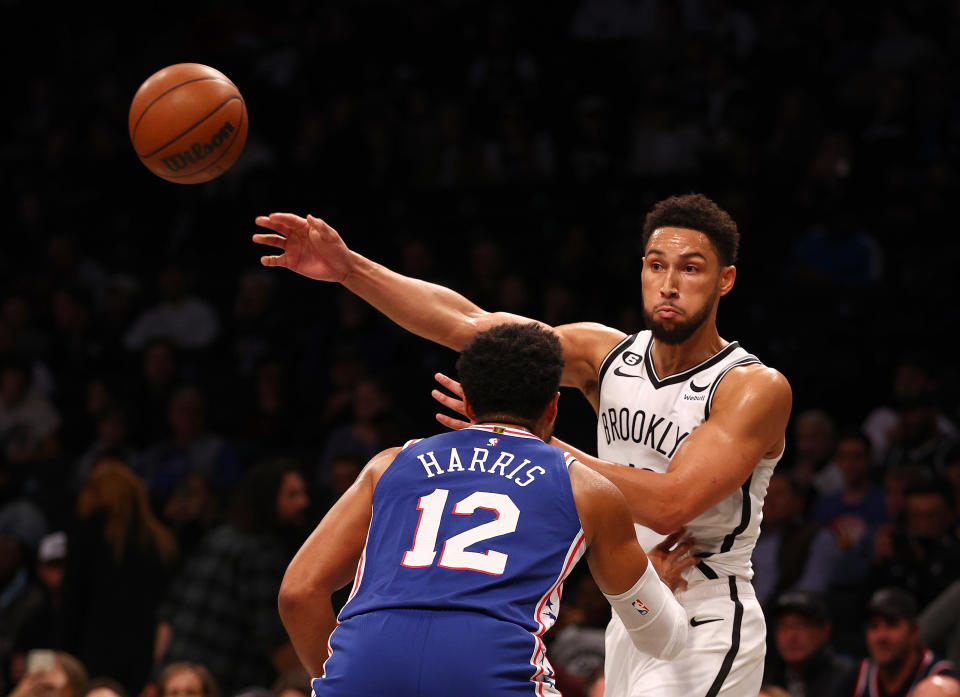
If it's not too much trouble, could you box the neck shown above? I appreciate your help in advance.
[877,648,921,691]
[650,326,726,377]
[475,416,548,441]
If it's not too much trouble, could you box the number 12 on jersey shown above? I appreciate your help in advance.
[401,488,519,575]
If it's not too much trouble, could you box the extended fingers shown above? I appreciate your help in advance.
[252,233,287,249]
[435,372,465,397]
[436,413,471,431]
[431,388,466,414]
[260,255,288,268]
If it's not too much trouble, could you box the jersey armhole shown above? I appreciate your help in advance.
[597,333,639,386]
[401,438,422,451]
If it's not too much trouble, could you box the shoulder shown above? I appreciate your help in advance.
[361,445,403,488]
[722,362,791,394]
[553,323,630,394]
[554,322,629,360]
[568,461,629,516]
[713,363,792,415]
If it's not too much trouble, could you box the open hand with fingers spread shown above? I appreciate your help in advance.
[647,528,698,593]
[253,213,354,282]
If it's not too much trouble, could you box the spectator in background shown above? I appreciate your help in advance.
[63,457,178,696]
[0,355,61,467]
[311,451,364,516]
[790,408,842,496]
[813,430,887,588]
[73,405,138,491]
[129,339,181,447]
[863,355,956,467]
[137,384,241,519]
[871,476,960,608]
[835,587,956,697]
[271,668,310,697]
[763,590,855,697]
[156,662,219,697]
[6,651,88,697]
[123,264,220,354]
[314,375,393,483]
[753,472,839,606]
[44,286,104,455]
[84,677,129,697]
[13,531,69,667]
[154,459,309,696]
[234,356,302,465]
[0,499,47,695]
[224,269,283,381]
[881,389,957,473]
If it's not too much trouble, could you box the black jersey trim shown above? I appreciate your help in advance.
[697,561,718,579]
[704,577,743,697]
[720,475,753,553]
[643,339,742,389]
[597,333,638,386]
[704,355,760,419]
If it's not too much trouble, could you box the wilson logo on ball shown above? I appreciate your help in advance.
[161,121,236,172]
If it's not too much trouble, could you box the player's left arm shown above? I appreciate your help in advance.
[565,365,792,532]
[277,447,399,676]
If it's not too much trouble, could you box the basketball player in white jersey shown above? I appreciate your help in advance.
[253,192,793,697]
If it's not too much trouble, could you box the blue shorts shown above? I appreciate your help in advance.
[313,609,558,697]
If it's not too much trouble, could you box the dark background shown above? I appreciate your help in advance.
[3,0,960,694]
[5,0,959,447]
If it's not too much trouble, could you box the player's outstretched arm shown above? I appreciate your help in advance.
[570,462,693,660]
[254,212,532,351]
[566,365,792,532]
[254,214,626,392]
[277,446,399,676]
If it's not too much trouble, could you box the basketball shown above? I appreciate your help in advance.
[128,63,248,184]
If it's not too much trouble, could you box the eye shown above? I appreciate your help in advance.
[684,264,699,273]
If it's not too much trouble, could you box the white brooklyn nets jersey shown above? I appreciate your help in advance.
[596,330,781,585]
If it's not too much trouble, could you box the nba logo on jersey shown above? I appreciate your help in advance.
[488,437,500,446]
[631,599,650,615]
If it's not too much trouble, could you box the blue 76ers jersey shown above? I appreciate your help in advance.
[333,424,585,693]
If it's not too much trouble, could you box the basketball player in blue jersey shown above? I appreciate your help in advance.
[278,322,694,697]
[256,192,793,697]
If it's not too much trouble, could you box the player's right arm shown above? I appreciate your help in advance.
[252,213,624,398]
[569,461,691,660]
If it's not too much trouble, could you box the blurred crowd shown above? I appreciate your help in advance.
[3,1,960,697]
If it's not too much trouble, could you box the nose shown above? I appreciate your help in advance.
[659,269,679,297]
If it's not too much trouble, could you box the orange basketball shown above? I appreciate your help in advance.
[128,63,248,184]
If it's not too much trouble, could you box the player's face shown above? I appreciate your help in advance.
[640,227,734,345]
[866,616,919,667]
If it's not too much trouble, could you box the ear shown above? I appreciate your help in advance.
[545,391,560,424]
[464,399,477,422]
[718,264,736,297]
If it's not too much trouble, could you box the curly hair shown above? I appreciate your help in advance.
[456,323,564,425]
[641,193,740,266]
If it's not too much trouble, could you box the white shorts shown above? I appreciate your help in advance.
[603,577,766,697]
